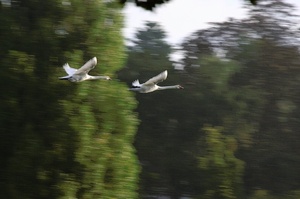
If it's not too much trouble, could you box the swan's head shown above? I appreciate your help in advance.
[177,85,184,89]
[105,76,112,80]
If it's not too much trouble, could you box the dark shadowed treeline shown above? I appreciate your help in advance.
[118,0,300,198]
[0,1,139,198]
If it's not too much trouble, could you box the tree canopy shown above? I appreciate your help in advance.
[0,1,140,198]
[119,0,257,10]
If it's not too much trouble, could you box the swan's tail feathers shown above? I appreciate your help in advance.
[129,87,141,92]
[59,75,71,80]
[132,79,141,87]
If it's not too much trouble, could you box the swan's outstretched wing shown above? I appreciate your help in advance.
[132,79,141,87]
[74,57,97,75]
[63,63,77,76]
[143,70,168,85]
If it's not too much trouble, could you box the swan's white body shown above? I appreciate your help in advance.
[59,57,111,82]
[129,70,183,93]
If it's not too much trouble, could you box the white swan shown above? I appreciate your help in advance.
[59,57,111,82]
[129,70,183,93]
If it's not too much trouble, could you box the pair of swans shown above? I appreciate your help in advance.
[59,57,183,93]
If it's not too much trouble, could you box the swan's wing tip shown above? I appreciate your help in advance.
[92,57,97,64]
[162,70,168,78]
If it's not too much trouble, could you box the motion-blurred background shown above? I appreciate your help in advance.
[1,0,300,198]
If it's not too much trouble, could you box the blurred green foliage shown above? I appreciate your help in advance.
[0,0,139,198]
[198,126,244,199]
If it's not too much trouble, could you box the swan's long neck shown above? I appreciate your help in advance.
[88,75,110,80]
[157,85,180,90]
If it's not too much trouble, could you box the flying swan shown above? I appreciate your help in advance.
[59,57,111,82]
[129,70,183,93]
